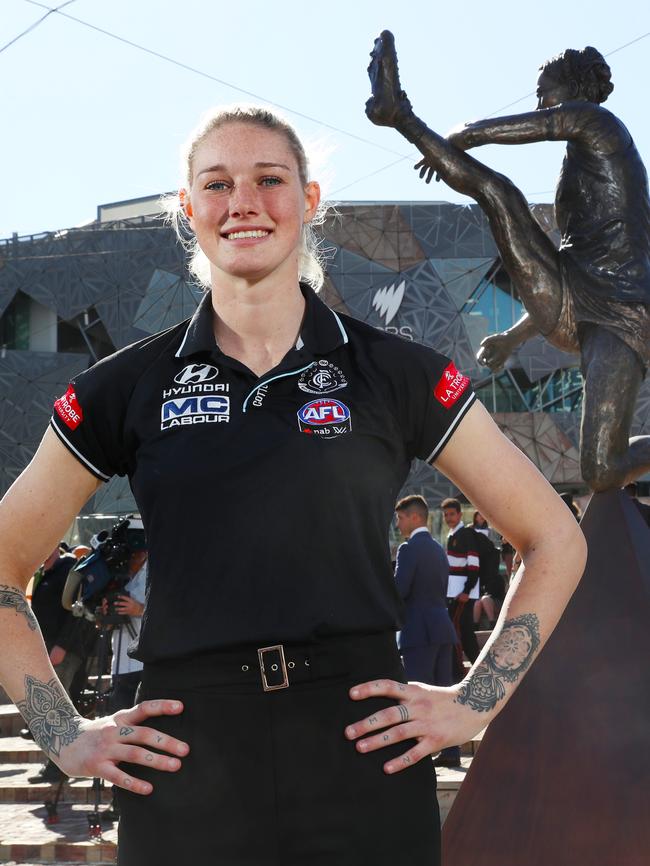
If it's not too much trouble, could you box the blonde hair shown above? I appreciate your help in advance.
[164,105,327,290]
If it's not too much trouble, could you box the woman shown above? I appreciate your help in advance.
[0,106,586,865]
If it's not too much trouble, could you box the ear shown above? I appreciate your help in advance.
[568,78,580,99]
[179,188,194,220]
[303,181,321,224]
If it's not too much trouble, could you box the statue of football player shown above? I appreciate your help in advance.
[366,30,650,492]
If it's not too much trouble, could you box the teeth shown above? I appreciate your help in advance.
[226,230,269,240]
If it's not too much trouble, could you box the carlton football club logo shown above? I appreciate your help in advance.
[297,399,352,439]
[298,360,347,394]
[174,363,219,385]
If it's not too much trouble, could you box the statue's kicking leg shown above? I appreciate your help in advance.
[366,31,562,342]
[580,326,650,490]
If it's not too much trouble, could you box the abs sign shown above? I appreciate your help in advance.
[297,399,352,439]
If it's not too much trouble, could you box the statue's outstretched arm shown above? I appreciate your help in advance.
[449,106,585,152]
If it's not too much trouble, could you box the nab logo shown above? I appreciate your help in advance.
[174,363,219,385]
[297,399,352,439]
[372,280,406,326]
[161,395,230,429]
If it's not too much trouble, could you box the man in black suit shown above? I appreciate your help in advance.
[394,495,461,768]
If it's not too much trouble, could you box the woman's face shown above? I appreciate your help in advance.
[184,122,320,286]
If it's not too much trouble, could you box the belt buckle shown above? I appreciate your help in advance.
[258,644,289,692]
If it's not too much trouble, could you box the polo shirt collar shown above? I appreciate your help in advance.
[175,283,348,359]
[409,526,429,539]
[448,520,464,537]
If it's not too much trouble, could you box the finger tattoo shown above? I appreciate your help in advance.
[145,754,153,762]
[397,704,409,722]
[156,735,163,744]
[383,734,390,742]
[402,755,411,765]
[398,684,406,692]
[368,715,378,725]
[119,726,134,737]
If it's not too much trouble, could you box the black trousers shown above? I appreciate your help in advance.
[117,634,440,865]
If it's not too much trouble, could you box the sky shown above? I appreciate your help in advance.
[0,0,648,240]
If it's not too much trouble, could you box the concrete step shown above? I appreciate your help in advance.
[435,754,473,824]
[0,705,25,738]
[0,765,112,804]
[0,738,45,764]
[461,727,484,756]
[0,802,116,864]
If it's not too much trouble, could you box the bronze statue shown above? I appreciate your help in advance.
[366,31,650,492]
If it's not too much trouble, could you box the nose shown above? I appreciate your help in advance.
[228,181,260,218]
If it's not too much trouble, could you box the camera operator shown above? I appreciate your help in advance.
[104,545,147,714]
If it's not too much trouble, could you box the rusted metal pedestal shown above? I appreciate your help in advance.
[443,490,650,866]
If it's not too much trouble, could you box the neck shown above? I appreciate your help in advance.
[209,269,305,377]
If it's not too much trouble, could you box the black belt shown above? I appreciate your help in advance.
[142,632,400,694]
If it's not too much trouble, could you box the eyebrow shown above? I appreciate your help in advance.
[197,161,292,177]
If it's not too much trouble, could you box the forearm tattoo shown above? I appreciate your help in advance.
[17,675,81,758]
[0,585,37,631]
[455,613,540,713]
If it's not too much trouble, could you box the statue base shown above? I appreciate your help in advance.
[442,490,650,866]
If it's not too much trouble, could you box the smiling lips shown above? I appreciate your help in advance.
[224,229,271,240]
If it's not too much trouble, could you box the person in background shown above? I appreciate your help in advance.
[471,511,506,630]
[394,495,461,769]
[441,498,481,671]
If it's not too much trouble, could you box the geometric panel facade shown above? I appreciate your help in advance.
[2,201,648,513]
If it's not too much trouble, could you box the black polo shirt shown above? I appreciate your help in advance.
[50,284,475,662]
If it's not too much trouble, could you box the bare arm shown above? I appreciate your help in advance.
[345,401,586,772]
[0,428,188,793]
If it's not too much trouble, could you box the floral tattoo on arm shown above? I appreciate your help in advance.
[0,585,37,631]
[17,675,81,758]
[455,613,540,713]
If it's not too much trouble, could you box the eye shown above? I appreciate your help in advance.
[260,176,282,187]
[205,180,230,191]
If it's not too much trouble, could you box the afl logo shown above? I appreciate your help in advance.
[174,363,219,385]
[297,399,352,439]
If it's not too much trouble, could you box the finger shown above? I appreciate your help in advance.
[355,721,425,754]
[119,699,184,726]
[114,743,183,773]
[419,164,429,180]
[349,679,410,702]
[384,740,432,775]
[345,701,413,740]
[98,761,153,796]
[115,723,190,757]
[414,159,425,170]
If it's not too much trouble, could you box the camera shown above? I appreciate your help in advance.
[62,517,145,628]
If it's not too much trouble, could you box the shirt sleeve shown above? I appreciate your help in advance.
[49,354,133,481]
[394,541,416,600]
[398,342,476,463]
